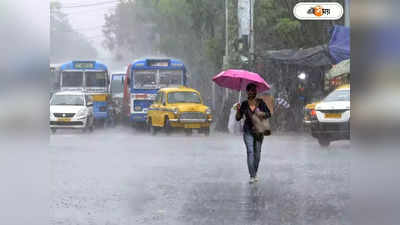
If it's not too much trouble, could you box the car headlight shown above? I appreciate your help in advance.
[76,109,88,118]
[49,112,55,119]
[205,108,211,115]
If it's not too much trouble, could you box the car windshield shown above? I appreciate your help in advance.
[62,71,83,87]
[51,95,84,106]
[324,90,350,102]
[168,92,201,104]
[133,70,157,89]
[86,71,107,87]
[159,70,182,87]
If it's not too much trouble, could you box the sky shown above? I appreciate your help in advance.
[57,0,119,66]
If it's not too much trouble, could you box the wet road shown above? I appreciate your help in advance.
[51,128,350,225]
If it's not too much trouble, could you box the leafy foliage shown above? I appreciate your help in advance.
[103,0,226,106]
[50,1,97,63]
[255,0,344,51]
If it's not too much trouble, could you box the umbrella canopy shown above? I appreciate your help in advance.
[212,69,270,92]
[326,59,350,80]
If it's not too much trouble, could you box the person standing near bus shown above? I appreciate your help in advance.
[235,83,271,183]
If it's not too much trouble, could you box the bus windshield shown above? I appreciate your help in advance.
[86,71,107,87]
[168,92,201,104]
[62,71,83,87]
[111,80,123,94]
[133,70,157,89]
[159,70,182,87]
[51,95,84,106]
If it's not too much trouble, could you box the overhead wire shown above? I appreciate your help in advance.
[61,6,117,15]
[60,0,119,9]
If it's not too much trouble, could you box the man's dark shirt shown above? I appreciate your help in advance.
[236,99,271,133]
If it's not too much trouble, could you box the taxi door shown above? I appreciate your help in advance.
[150,91,162,126]
[158,92,168,126]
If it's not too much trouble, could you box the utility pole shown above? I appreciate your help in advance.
[213,0,229,111]
[223,0,229,101]
[249,0,255,70]
[344,0,350,27]
[224,0,229,68]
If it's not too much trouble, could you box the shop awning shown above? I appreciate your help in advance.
[261,45,332,67]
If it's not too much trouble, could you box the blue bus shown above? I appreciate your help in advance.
[124,58,187,126]
[58,61,110,124]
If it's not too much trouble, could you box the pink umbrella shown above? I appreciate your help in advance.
[212,69,270,92]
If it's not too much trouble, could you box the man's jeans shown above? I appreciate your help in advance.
[243,132,264,178]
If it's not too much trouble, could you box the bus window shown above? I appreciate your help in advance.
[159,70,182,87]
[112,74,124,80]
[62,71,83,87]
[111,80,123,94]
[134,70,157,89]
[86,71,107,87]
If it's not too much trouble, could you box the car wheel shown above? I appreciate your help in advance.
[164,117,172,135]
[149,118,156,136]
[51,128,56,134]
[89,124,94,133]
[204,127,210,136]
[84,118,93,133]
[185,129,193,136]
[318,138,330,147]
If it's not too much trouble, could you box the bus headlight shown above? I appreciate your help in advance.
[205,108,212,115]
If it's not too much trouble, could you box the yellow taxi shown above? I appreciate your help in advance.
[303,101,320,128]
[147,86,212,136]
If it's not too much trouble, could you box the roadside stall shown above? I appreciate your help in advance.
[258,25,350,131]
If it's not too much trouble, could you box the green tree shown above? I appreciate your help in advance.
[254,0,345,51]
[103,0,226,106]
[50,1,98,63]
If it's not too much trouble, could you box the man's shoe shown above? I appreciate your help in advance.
[254,176,259,182]
[249,177,256,184]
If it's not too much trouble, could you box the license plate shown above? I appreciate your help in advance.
[184,124,201,129]
[324,113,341,119]
[57,118,71,122]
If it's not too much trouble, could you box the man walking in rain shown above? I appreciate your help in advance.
[236,83,271,183]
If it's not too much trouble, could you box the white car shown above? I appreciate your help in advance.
[310,85,350,146]
[49,91,94,133]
